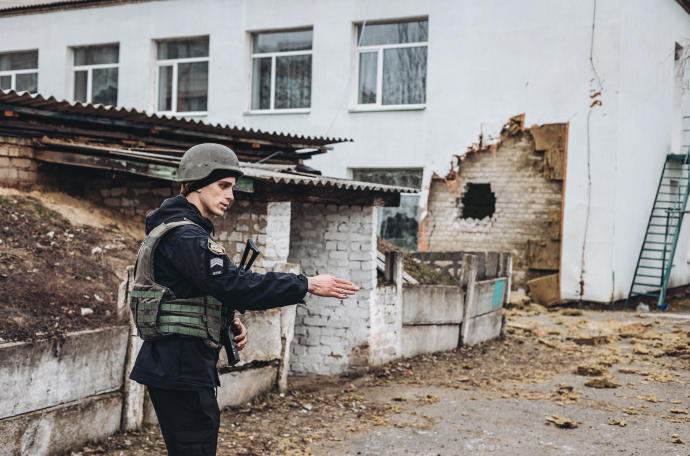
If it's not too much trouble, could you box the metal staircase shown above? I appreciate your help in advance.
[626,153,690,310]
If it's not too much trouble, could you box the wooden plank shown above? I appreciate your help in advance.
[547,210,561,240]
[531,123,566,181]
[527,273,560,306]
[526,239,560,270]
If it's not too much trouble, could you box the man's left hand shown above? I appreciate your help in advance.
[232,318,248,351]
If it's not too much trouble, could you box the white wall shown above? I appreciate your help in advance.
[1,0,690,302]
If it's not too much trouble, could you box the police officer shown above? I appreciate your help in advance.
[129,143,358,455]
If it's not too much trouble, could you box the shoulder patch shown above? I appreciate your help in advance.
[206,239,226,255]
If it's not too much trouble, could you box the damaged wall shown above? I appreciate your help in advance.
[419,120,565,289]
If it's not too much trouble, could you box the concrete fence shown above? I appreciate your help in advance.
[0,264,299,456]
[369,251,511,365]
[0,253,510,455]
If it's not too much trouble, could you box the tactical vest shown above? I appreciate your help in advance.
[129,220,225,345]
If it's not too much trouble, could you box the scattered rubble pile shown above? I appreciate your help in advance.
[0,192,139,342]
[93,299,690,455]
[377,237,456,285]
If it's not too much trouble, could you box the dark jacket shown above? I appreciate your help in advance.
[129,195,307,390]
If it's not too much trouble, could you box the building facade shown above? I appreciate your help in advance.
[1,0,690,302]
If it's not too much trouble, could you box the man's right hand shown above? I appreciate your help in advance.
[307,275,359,299]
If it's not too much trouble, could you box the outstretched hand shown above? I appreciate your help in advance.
[307,275,359,299]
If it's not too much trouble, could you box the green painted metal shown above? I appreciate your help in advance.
[491,278,506,309]
[626,152,690,310]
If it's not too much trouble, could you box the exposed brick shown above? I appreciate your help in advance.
[9,157,32,169]
[421,131,563,288]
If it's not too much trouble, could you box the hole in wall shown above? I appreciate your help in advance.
[461,183,496,219]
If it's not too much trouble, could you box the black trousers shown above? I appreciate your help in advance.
[148,386,220,456]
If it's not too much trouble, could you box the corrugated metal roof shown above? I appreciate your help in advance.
[35,135,417,195]
[240,164,417,194]
[0,89,350,147]
[0,0,134,14]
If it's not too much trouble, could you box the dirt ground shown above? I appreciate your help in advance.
[78,303,689,456]
[0,189,139,342]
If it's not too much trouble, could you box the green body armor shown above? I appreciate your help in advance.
[129,220,225,345]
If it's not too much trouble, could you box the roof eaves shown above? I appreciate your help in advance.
[0,89,351,147]
[0,0,145,16]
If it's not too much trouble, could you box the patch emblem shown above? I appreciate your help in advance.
[207,239,226,255]
[207,254,227,277]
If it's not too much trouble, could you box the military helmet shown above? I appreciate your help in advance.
[177,143,243,182]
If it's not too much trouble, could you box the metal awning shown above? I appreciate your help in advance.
[33,138,417,202]
[0,90,349,153]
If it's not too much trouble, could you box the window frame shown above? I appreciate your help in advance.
[247,28,313,115]
[154,37,210,117]
[0,50,39,94]
[71,44,119,106]
[350,19,428,112]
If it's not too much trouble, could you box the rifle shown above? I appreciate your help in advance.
[222,239,261,366]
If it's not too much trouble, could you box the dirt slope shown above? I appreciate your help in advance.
[0,189,140,342]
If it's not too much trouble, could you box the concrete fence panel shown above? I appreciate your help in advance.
[0,326,129,420]
[402,285,464,325]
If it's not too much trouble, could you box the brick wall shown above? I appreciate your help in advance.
[420,131,563,288]
[0,135,282,268]
[0,137,39,186]
[262,202,291,268]
[288,203,377,375]
[371,284,401,365]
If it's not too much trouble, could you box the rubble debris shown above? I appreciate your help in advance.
[637,394,663,403]
[573,335,610,346]
[608,418,626,427]
[418,394,439,404]
[546,415,579,429]
[561,308,584,316]
[671,434,684,444]
[584,377,620,389]
[507,291,531,308]
[576,364,608,377]
[377,238,455,285]
[667,408,688,414]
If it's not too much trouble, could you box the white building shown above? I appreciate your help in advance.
[1,0,690,303]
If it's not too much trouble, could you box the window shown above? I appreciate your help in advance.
[0,50,38,94]
[354,19,428,109]
[250,29,312,112]
[72,44,119,106]
[156,37,209,114]
[352,168,423,251]
[461,184,496,220]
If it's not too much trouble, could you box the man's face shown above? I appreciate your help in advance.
[197,176,236,217]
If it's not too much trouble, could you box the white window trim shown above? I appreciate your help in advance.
[73,62,118,104]
[248,40,313,113]
[0,68,38,93]
[155,55,210,116]
[351,29,428,111]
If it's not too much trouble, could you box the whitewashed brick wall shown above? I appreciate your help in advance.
[421,132,562,287]
[262,202,291,268]
[216,201,268,266]
[370,284,401,366]
[288,203,377,375]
